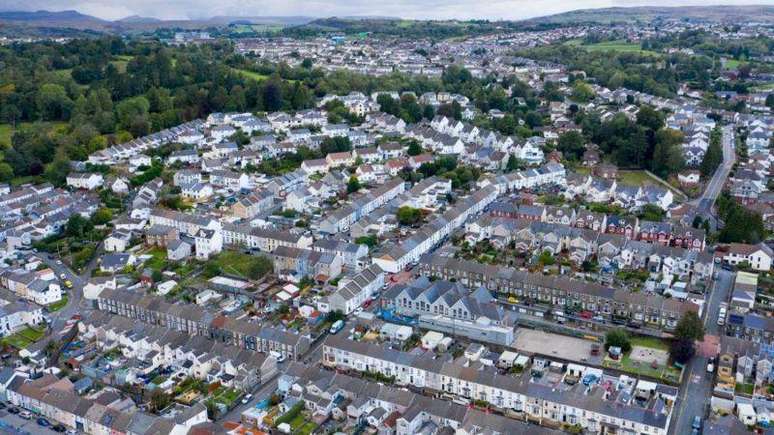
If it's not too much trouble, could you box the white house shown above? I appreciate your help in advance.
[66,173,104,190]
[722,243,773,271]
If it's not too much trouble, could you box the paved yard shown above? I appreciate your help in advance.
[512,329,602,364]
[630,346,669,366]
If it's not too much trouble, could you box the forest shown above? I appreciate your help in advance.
[0,37,547,186]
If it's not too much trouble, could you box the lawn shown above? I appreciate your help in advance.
[603,355,681,384]
[144,247,168,273]
[573,167,660,187]
[630,335,669,351]
[736,383,754,395]
[602,335,680,384]
[206,250,273,280]
[213,388,241,407]
[1,326,46,350]
[583,41,660,56]
[288,413,317,434]
[47,295,69,312]
[231,68,270,82]
[723,59,741,69]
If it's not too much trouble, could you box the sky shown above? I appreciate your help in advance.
[0,0,770,21]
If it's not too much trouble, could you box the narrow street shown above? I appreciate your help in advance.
[669,269,734,434]
[685,125,736,229]
[39,255,90,333]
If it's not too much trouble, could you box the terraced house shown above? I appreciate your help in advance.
[95,288,310,360]
[419,255,698,330]
[323,335,676,435]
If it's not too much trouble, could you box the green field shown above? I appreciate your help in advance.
[723,59,741,69]
[231,68,270,82]
[583,41,660,56]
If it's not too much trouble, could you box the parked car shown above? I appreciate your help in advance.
[692,415,703,431]
[19,410,31,419]
[7,406,20,414]
[37,417,51,427]
[52,424,67,433]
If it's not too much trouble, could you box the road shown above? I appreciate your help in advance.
[685,126,736,228]
[39,254,90,333]
[669,269,734,435]
[0,409,62,435]
[220,328,328,424]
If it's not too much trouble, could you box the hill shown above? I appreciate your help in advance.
[0,9,109,30]
[524,5,774,25]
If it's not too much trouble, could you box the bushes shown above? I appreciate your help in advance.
[605,329,632,353]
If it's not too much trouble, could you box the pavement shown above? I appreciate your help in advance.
[669,269,734,435]
[0,409,62,434]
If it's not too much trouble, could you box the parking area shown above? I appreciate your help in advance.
[0,410,63,434]
[513,329,603,365]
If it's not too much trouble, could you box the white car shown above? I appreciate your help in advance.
[59,273,67,280]
[241,393,253,404]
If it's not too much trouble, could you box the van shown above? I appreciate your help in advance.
[270,351,285,363]
[329,320,345,334]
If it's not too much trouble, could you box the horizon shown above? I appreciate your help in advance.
[0,0,770,22]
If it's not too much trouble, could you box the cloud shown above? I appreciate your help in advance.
[0,0,766,21]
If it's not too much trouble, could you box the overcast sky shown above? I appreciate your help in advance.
[0,0,770,21]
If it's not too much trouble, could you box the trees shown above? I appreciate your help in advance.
[506,155,524,172]
[397,206,422,226]
[717,193,765,243]
[651,128,685,178]
[320,136,352,156]
[437,101,462,120]
[557,131,586,161]
[538,250,556,266]
[675,311,704,342]
[149,389,171,413]
[571,81,595,103]
[604,329,632,353]
[91,208,113,226]
[407,140,423,156]
[116,96,150,132]
[347,176,361,194]
[669,311,704,365]
[65,214,94,238]
[36,84,73,121]
[700,127,723,177]
[636,106,664,132]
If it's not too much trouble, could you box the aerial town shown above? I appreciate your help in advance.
[0,3,772,435]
